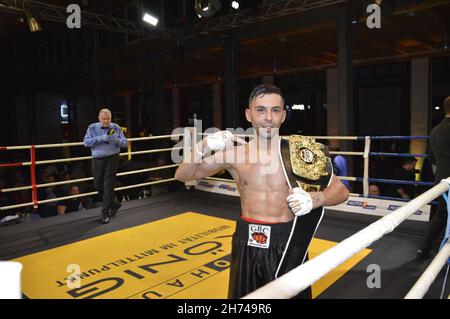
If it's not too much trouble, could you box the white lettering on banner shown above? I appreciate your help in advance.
[195,180,431,222]
[330,196,430,222]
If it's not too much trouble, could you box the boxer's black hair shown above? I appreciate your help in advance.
[444,96,450,115]
[248,84,285,107]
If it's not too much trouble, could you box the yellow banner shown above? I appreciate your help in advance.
[14,212,371,299]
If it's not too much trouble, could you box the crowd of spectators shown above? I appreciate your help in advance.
[0,148,181,225]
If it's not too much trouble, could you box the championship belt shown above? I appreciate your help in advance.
[282,135,332,192]
[275,135,333,282]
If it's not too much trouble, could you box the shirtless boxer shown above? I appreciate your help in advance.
[175,84,349,299]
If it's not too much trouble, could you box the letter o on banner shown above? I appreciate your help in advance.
[183,241,222,255]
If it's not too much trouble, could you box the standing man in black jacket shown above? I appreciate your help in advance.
[417,97,450,259]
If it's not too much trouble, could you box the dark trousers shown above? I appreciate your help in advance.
[92,154,120,216]
[421,196,448,252]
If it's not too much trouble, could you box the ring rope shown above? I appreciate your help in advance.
[0,134,184,151]
[0,164,180,193]
[404,240,450,299]
[242,179,450,299]
[0,177,177,211]
[30,145,38,209]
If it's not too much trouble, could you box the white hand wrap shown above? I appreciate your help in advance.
[206,130,233,152]
[286,187,313,216]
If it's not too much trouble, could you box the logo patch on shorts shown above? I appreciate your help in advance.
[248,224,271,249]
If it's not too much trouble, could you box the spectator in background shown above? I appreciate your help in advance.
[1,167,31,221]
[37,170,48,215]
[387,157,417,199]
[38,170,49,185]
[70,162,93,201]
[38,175,62,218]
[148,156,172,196]
[10,169,25,187]
[0,178,11,220]
[57,186,84,215]
[369,184,381,197]
[327,140,350,189]
[45,164,59,178]
[10,182,29,207]
[417,96,450,259]
[372,156,392,195]
[59,172,72,196]
[71,162,87,181]
[8,173,31,219]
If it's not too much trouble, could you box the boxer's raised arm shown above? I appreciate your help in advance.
[175,148,230,182]
[175,131,245,182]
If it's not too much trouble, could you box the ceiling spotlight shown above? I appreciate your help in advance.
[142,13,159,26]
[25,11,42,32]
[231,1,239,10]
[441,32,449,50]
[195,0,222,18]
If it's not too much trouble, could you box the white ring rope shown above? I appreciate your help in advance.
[0,165,179,211]
[363,136,371,197]
[198,133,360,141]
[0,164,180,193]
[1,134,184,150]
[1,177,177,211]
[404,241,450,299]
[17,147,183,167]
[242,178,450,299]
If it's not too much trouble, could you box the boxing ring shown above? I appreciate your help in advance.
[0,131,449,299]
[192,133,450,299]
[196,134,434,222]
[242,178,450,299]
[0,134,183,215]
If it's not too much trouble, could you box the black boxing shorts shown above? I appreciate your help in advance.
[227,216,312,299]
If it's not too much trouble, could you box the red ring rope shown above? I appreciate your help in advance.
[30,145,38,208]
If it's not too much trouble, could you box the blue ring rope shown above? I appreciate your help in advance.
[369,152,429,158]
